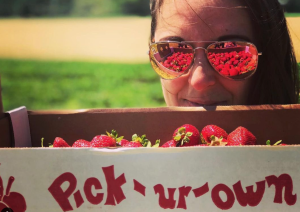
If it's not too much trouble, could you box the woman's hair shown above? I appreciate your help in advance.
[150,0,299,105]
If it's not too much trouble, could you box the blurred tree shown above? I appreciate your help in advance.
[0,0,14,16]
[48,0,73,16]
[121,0,150,16]
[0,0,73,17]
[0,0,152,17]
[71,0,121,17]
[279,0,300,12]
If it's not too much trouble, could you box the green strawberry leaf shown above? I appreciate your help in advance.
[178,127,186,134]
[152,139,160,148]
[132,134,138,141]
[274,140,283,146]
[146,141,152,147]
[174,134,182,141]
[116,136,124,143]
[186,132,193,137]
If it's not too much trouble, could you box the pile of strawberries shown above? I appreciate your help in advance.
[207,51,256,77]
[48,124,287,148]
[48,130,159,148]
[161,52,193,72]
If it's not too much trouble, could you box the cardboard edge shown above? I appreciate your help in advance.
[27,104,300,115]
[8,106,32,147]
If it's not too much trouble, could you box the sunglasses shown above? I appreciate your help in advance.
[149,41,262,80]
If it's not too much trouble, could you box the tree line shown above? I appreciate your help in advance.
[0,0,150,17]
[0,0,299,18]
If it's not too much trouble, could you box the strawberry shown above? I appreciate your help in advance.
[161,140,177,148]
[72,139,91,147]
[52,137,70,147]
[173,124,200,147]
[91,135,116,147]
[123,134,152,148]
[201,125,228,144]
[118,139,130,147]
[91,129,123,148]
[123,142,143,147]
[194,144,209,146]
[227,126,256,146]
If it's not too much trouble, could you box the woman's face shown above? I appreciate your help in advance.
[154,0,257,106]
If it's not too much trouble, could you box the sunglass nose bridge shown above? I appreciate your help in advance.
[194,47,207,51]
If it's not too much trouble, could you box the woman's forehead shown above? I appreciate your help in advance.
[158,0,247,22]
[155,0,254,41]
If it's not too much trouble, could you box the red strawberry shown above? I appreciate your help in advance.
[123,142,143,147]
[72,139,90,147]
[118,139,130,147]
[123,134,151,148]
[194,144,209,146]
[173,124,200,147]
[201,125,228,144]
[52,137,70,147]
[227,126,256,146]
[91,135,116,147]
[161,140,177,148]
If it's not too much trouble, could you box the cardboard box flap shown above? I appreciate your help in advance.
[27,104,300,147]
[8,106,32,147]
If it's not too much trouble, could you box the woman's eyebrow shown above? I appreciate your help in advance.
[217,35,252,42]
[159,36,184,41]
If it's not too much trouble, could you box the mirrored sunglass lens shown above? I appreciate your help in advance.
[149,42,194,79]
[207,41,258,79]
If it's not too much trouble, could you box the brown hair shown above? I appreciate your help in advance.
[150,0,299,104]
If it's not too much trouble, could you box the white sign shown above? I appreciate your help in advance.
[0,146,299,212]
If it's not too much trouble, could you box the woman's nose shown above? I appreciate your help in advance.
[189,50,217,90]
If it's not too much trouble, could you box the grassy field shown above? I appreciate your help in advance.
[0,59,165,111]
[285,13,300,17]
[1,59,299,111]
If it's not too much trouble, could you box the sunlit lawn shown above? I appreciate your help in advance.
[0,59,165,111]
[1,59,299,111]
[285,13,300,17]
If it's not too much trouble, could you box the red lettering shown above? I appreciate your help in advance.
[233,180,265,207]
[73,190,84,208]
[266,173,297,205]
[133,179,146,196]
[48,172,77,211]
[193,182,209,198]
[102,165,126,205]
[154,184,176,209]
[211,184,235,210]
[177,186,192,209]
[84,177,104,205]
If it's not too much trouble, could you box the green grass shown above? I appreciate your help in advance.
[285,13,300,17]
[1,59,299,111]
[0,59,165,111]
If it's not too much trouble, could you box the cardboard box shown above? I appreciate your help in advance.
[1,79,300,211]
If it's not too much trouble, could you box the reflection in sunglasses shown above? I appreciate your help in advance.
[208,50,257,77]
[161,52,193,73]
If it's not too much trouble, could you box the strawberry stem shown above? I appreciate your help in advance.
[274,140,283,146]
